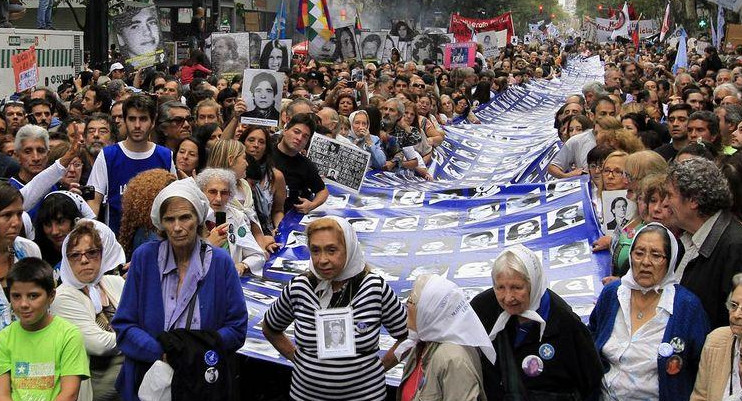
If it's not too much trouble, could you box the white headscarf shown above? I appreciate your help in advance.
[489,244,548,342]
[348,110,369,139]
[44,190,96,219]
[59,219,126,314]
[308,216,366,308]
[394,274,497,364]
[620,222,679,294]
[150,178,210,231]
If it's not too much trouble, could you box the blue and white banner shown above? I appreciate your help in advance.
[239,56,610,385]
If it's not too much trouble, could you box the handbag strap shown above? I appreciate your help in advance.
[180,242,207,331]
[494,324,530,401]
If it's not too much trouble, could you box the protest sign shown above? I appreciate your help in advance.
[209,32,251,79]
[476,30,506,58]
[449,12,514,43]
[307,134,371,193]
[11,46,38,93]
[444,42,476,69]
[112,6,166,68]
[240,69,284,128]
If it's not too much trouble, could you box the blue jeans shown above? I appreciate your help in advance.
[36,0,52,28]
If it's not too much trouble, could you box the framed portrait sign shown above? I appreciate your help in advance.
[315,307,356,359]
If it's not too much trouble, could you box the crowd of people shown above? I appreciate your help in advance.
[0,26,741,401]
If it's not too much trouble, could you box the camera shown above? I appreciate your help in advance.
[80,185,96,201]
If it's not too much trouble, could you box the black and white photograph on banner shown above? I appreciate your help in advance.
[351,194,386,210]
[428,189,466,205]
[335,26,358,60]
[461,139,483,150]
[285,230,308,248]
[370,266,400,282]
[549,275,596,298]
[112,6,165,68]
[454,260,493,278]
[249,32,267,67]
[299,212,325,225]
[346,217,379,232]
[442,163,465,179]
[455,148,479,160]
[410,35,435,63]
[415,237,456,255]
[601,190,635,233]
[240,69,284,127]
[247,275,286,291]
[545,180,582,201]
[360,32,384,60]
[316,194,350,210]
[268,257,310,275]
[461,286,491,303]
[460,229,499,252]
[465,202,501,224]
[547,202,585,233]
[313,36,339,62]
[472,165,495,174]
[548,240,592,268]
[504,218,542,245]
[406,264,449,281]
[259,39,292,72]
[391,190,425,208]
[306,134,371,193]
[243,289,277,305]
[505,190,542,214]
[390,20,415,42]
[477,30,503,59]
[423,212,460,230]
[243,337,282,360]
[209,33,250,76]
[472,184,501,199]
[315,308,356,359]
[369,240,409,256]
[449,157,472,170]
[380,34,399,63]
[381,216,420,232]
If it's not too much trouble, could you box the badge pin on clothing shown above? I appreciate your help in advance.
[657,342,674,358]
[204,367,219,383]
[539,343,555,360]
[522,355,544,377]
[238,226,248,237]
[666,355,683,375]
[670,337,685,353]
[355,321,370,333]
[204,350,219,367]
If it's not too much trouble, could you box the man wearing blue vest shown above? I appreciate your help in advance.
[87,94,176,235]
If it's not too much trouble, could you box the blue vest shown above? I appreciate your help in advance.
[103,143,172,236]
[9,177,57,221]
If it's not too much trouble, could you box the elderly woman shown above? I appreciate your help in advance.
[395,275,495,401]
[348,110,386,170]
[692,273,742,400]
[590,223,710,400]
[51,219,126,401]
[196,168,266,276]
[262,216,408,401]
[111,179,248,401]
[471,245,602,400]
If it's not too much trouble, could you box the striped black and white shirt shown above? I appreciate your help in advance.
[264,272,407,401]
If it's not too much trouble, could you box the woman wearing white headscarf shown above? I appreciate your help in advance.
[590,223,710,401]
[396,274,495,401]
[51,219,126,401]
[471,244,602,400]
[348,110,386,170]
[263,216,407,401]
[111,178,248,401]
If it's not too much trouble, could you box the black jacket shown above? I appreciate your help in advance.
[157,329,235,401]
[471,289,602,401]
[680,210,742,329]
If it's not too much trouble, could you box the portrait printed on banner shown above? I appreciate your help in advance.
[346,217,379,233]
[546,202,585,234]
[410,35,435,63]
[351,194,386,210]
[505,190,542,215]
[391,20,415,42]
[241,69,284,128]
[423,212,460,230]
[269,257,310,275]
[381,216,420,232]
[504,218,542,245]
[209,33,250,76]
[391,189,425,208]
[360,32,384,61]
[406,264,449,281]
[112,6,165,68]
[316,194,350,210]
[429,189,466,205]
[249,32,267,67]
[545,180,581,201]
[335,26,359,60]
[285,230,308,248]
[315,308,355,359]
[443,163,465,179]
[243,337,282,359]
[259,39,292,72]
[460,229,499,252]
[548,240,592,269]
[455,148,479,160]
[299,212,326,225]
[549,275,596,298]
[415,237,456,255]
[465,202,501,224]
[454,260,494,278]
[461,139,483,150]
[601,190,636,233]
[244,289,277,305]
[369,240,409,257]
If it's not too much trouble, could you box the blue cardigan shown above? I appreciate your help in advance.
[111,240,248,401]
[589,281,710,401]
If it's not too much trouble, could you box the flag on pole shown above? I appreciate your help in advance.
[632,13,642,51]
[711,14,717,48]
[659,2,671,42]
[269,0,287,40]
[297,0,334,54]
[354,9,362,34]
[672,27,688,74]
[716,6,725,49]
[610,2,630,40]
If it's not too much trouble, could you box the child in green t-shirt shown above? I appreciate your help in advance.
[0,257,89,401]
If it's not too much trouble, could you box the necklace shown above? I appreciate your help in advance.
[632,291,660,320]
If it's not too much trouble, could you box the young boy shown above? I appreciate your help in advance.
[0,258,89,401]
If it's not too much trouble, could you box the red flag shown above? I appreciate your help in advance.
[627,2,637,20]
[632,19,639,49]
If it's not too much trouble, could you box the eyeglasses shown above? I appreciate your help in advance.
[726,300,742,313]
[206,188,231,197]
[601,168,624,177]
[66,248,102,262]
[411,83,426,89]
[630,249,667,264]
[167,116,194,125]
